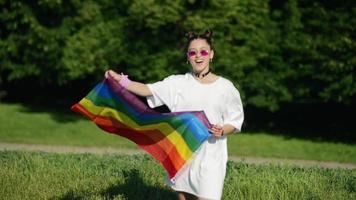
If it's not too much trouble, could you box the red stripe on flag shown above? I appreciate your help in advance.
[72,103,186,178]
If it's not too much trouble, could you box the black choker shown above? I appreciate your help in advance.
[194,69,210,78]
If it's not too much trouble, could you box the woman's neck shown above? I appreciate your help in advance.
[193,67,211,79]
[194,69,210,79]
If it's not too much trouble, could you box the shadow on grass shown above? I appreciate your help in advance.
[57,169,176,200]
[10,97,170,124]
[15,102,83,123]
[3,74,355,144]
[244,103,356,144]
[5,100,356,145]
[100,169,175,200]
[2,76,98,123]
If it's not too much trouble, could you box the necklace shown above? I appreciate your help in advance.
[194,69,211,79]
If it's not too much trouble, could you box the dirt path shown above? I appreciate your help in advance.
[0,142,355,169]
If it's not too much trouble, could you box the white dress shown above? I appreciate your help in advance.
[146,73,244,200]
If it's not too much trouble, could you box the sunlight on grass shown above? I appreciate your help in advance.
[229,133,356,163]
[0,103,137,149]
[1,103,355,163]
[0,151,355,200]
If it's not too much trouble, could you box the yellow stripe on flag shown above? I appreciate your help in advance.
[79,98,193,160]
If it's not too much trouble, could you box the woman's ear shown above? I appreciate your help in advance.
[210,49,214,60]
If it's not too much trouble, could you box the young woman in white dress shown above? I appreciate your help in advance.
[105,30,244,200]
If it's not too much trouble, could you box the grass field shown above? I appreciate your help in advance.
[1,150,355,200]
[1,103,355,163]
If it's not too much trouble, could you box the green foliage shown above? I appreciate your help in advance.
[278,0,356,104]
[0,0,354,110]
[61,19,126,82]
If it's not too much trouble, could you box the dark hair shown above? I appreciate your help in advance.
[185,29,214,50]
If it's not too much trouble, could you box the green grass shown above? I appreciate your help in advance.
[0,103,136,148]
[0,150,355,200]
[228,133,356,163]
[1,103,355,163]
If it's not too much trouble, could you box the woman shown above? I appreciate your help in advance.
[105,30,244,200]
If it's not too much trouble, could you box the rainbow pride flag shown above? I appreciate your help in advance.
[71,77,212,179]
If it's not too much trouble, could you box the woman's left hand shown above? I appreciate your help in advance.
[209,124,224,138]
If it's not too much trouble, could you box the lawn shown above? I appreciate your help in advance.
[0,150,355,200]
[0,103,355,163]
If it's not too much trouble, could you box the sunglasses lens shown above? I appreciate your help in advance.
[200,50,209,56]
[188,51,196,57]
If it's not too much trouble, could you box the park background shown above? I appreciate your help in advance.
[0,0,355,199]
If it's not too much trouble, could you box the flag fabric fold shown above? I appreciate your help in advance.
[71,77,212,179]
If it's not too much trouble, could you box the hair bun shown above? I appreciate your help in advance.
[185,29,214,50]
[200,29,213,39]
[185,31,197,40]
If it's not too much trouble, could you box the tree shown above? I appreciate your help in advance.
[0,0,354,111]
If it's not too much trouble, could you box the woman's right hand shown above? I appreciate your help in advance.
[105,69,153,97]
[105,69,122,82]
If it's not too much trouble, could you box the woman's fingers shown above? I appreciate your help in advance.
[105,69,114,78]
[213,124,223,129]
[209,125,224,137]
[105,69,121,81]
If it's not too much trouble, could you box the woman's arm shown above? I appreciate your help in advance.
[209,124,236,138]
[105,70,152,97]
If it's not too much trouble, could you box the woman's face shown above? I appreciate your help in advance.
[187,38,214,73]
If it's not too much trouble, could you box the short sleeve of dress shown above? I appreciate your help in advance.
[146,75,177,109]
[222,83,244,132]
